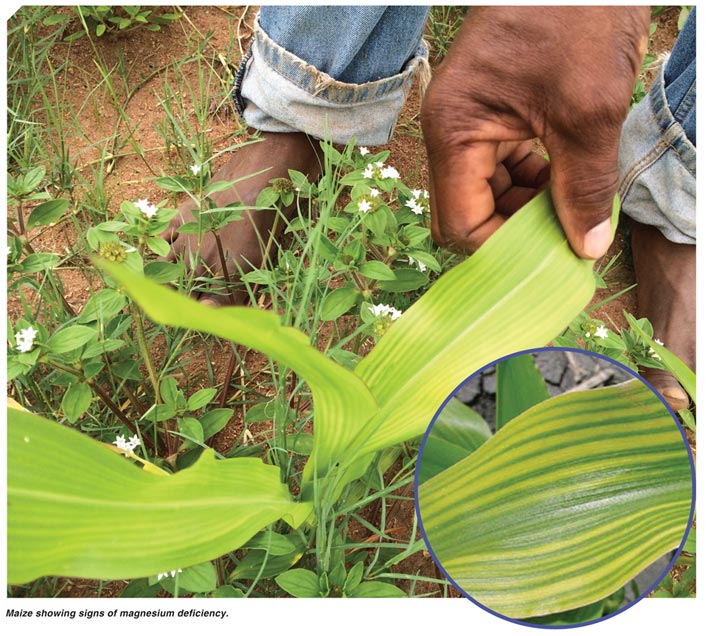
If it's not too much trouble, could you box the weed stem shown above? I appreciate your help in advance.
[17,200,26,236]
[130,304,161,404]
[48,359,150,447]
[212,229,238,305]
[351,271,369,295]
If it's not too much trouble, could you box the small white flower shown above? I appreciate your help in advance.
[380,165,399,180]
[585,332,592,338]
[157,569,182,581]
[411,189,422,198]
[408,256,427,272]
[362,164,374,179]
[375,161,384,168]
[369,188,380,197]
[595,325,609,339]
[422,190,429,199]
[649,338,664,358]
[15,326,39,353]
[113,434,128,450]
[359,147,370,156]
[358,199,372,214]
[190,164,200,176]
[405,198,424,215]
[135,198,158,218]
[369,303,402,321]
[6,245,12,258]
[113,433,141,454]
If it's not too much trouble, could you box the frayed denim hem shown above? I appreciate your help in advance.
[232,14,429,146]
[618,62,696,244]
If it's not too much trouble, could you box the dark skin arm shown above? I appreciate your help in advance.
[421,6,650,259]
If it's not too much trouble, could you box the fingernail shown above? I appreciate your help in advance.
[583,218,612,259]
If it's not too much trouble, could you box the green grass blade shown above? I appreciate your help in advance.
[8,409,311,584]
[417,398,491,483]
[348,191,600,462]
[418,380,693,618]
[495,353,549,430]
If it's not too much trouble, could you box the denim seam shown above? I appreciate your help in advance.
[618,143,670,199]
[673,78,696,125]
[648,62,696,169]
[231,44,253,116]
[250,14,425,106]
[620,61,696,200]
[619,126,695,190]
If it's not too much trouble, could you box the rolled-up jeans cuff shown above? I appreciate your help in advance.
[618,62,696,244]
[232,14,429,146]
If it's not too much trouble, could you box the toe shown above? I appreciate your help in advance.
[641,368,690,412]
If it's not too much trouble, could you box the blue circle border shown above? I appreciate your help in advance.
[413,346,696,629]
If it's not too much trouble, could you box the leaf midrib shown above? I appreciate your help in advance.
[356,242,572,454]
[8,487,292,509]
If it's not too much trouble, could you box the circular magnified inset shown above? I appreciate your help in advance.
[415,348,694,627]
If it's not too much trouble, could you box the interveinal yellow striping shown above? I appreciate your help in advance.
[418,380,693,618]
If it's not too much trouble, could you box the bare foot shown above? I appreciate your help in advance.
[632,221,695,411]
[163,132,323,305]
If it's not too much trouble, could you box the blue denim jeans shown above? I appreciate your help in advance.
[234,6,429,146]
[618,8,696,244]
[233,7,696,242]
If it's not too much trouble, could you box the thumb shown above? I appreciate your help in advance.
[547,139,620,260]
[426,139,507,254]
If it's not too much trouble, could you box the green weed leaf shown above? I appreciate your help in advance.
[160,377,182,409]
[27,198,69,229]
[275,568,321,598]
[418,398,491,483]
[47,325,97,354]
[376,268,428,292]
[158,562,217,594]
[359,260,397,281]
[187,388,217,411]
[21,166,46,193]
[200,408,234,438]
[351,581,406,598]
[61,382,92,423]
[495,353,549,430]
[144,261,182,283]
[78,288,127,324]
[320,284,361,320]
[146,236,170,257]
[18,253,59,273]
[178,417,204,445]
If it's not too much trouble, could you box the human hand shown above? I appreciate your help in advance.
[421,6,650,259]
